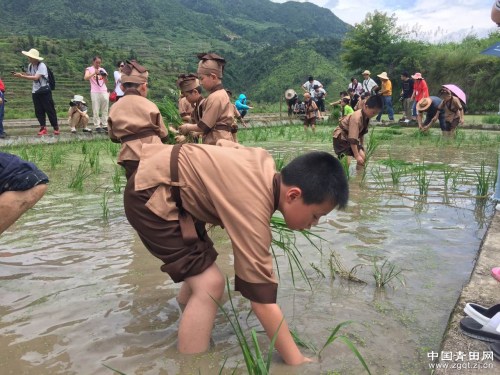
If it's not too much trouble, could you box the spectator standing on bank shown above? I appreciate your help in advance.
[113,61,125,101]
[361,70,379,96]
[410,72,429,120]
[11,49,59,136]
[312,85,327,119]
[84,56,109,133]
[302,76,323,94]
[374,72,394,123]
[399,71,414,123]
[348,77,363,96]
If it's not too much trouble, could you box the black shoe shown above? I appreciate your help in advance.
[0,133,5,139]
[95,127,102,133]
[82,128,92,133]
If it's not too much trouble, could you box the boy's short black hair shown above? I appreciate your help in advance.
[340,91,348,96]
[122,82,142,89]
[281,152,348,209]
[360,91,370,99]
[342,97,350,104]
[365,95,383,109]
[401,71,409,77]
[347,88,355,93]
[308,76,314,81]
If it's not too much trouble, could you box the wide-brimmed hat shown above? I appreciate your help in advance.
[412,72,424,80]
[377,72,389,80]
[285,89,296,100]
[417,97,432,111]
[70,94,86,104]
[362,70,371,75]
[22,48,44,61]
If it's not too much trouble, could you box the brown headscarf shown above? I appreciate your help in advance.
[121,60,149,84]
[176,73,199,93]
[197,53,226,78]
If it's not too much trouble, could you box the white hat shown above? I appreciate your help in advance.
[21,48,44,61]
[285,89,297,100]
[71,95,86,104]
[377,72,389,80]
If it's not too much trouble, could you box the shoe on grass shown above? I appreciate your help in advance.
[38,128,48,136]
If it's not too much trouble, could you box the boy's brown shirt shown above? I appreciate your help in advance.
[304,99,318,119]
[197,84,235,144]
[133,141,279,302]
[108,90,168,164]
[178,96,193,121]
[438,96,462,122]
[333,109,370,145]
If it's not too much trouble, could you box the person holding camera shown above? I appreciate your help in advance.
[11,48,59,136]
[68,95,92,134]
[84,56,109,133]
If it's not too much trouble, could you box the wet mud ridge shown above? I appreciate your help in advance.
[435,210,500,374]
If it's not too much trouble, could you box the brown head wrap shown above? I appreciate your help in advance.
[197,53,226,78]
[176,73,199,93]
[121,60,149,84]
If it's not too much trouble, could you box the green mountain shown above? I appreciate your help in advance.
[0,0,351,115]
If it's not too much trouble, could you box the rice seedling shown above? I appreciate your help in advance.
[106,141,120,158]
[475,160,492,198]
[68,158,92,191]
[215,278,282,375]
[112,165,124,193]
[370,166,387,189]
[328,251,365,283]
[339,156,350,180]
[48,147,65,169]
[414,163,432,196]
[317,321,372,374]
[372,259,405,288]
[310,262,326,278]
[269,215,324,288]
[290,329,318,353]
[88,146,101,174]
[363,128,378,166]
[388,163,406,186]
[156,96,183,126]
[273,152,286,172]
[101,189,110,221]
[102,364,127,374]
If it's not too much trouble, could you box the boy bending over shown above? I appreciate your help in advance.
[125,141,349,365]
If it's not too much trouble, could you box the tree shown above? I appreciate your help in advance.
[341,11,406,75]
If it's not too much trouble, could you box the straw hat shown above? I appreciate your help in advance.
[362,70,371,75]
[377,72,389,80]
[412,72,424,80]
[70,94,86,104]
[22,48,44,61]
[285,89,296,100]
[417,97,432,111]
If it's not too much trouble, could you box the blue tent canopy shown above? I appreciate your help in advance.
[481,42,500,57]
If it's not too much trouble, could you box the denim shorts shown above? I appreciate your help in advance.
[0,153,49,194]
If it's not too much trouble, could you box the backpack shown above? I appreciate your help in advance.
[46,66,56,90]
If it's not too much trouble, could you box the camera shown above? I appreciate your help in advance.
[98,69,107,77]
[69,101,77,107]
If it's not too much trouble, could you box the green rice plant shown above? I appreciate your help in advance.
[112,165,124,193]
[414,163,432,196]
[388,163,406,185]
[215,278,282,375]
[68,158,92,191]
[88,146,101,174]
[290,329,318,353]
[81,142,88,155]
[310,263,325,278]
[317,321,372,374]
[328,251,365,283]
[481,115,500,124]
[475,160,492,198]
[156,96,183,126]
[273,152,286,172]
[370,166,387,189]
[101,189,110,221]
[363,128,378,166]
[372,259,405,288]
[107,141,120,158]
[270,215,324,288]
[339,156,350,180]
[48,147,65,169]
[19,145,44,163]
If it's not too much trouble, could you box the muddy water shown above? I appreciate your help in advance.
[0,134,497,374]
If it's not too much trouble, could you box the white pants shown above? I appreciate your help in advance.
[90,92,109,128]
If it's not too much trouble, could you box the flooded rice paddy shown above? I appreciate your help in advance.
[0,125,498,374]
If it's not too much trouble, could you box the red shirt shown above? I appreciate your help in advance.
[413,79,429,102]
[0,79,5,92]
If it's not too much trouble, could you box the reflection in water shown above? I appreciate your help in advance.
[0,139,496,374]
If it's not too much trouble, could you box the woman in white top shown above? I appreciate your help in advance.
[114,61,125,100]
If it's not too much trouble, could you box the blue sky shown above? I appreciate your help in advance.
[271,0,497,41]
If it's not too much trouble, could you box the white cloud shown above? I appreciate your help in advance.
[271,0,497,41]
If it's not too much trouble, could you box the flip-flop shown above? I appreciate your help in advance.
[460,317,500,342]
[492,267,500,282]
[491,342,500,361]
[464,303,500,327]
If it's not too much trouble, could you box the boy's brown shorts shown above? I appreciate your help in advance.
[304,117,316,127]
[123,167,218,282]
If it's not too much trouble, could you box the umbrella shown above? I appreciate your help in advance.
[480,42,500,58]
[442,84,466,104]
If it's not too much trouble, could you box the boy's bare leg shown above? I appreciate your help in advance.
[0,184,47,234]
[177,263,225,353]
[176,282,192,312]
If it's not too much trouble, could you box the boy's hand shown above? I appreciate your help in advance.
[356,155,365,166]
[178,124,189,135]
